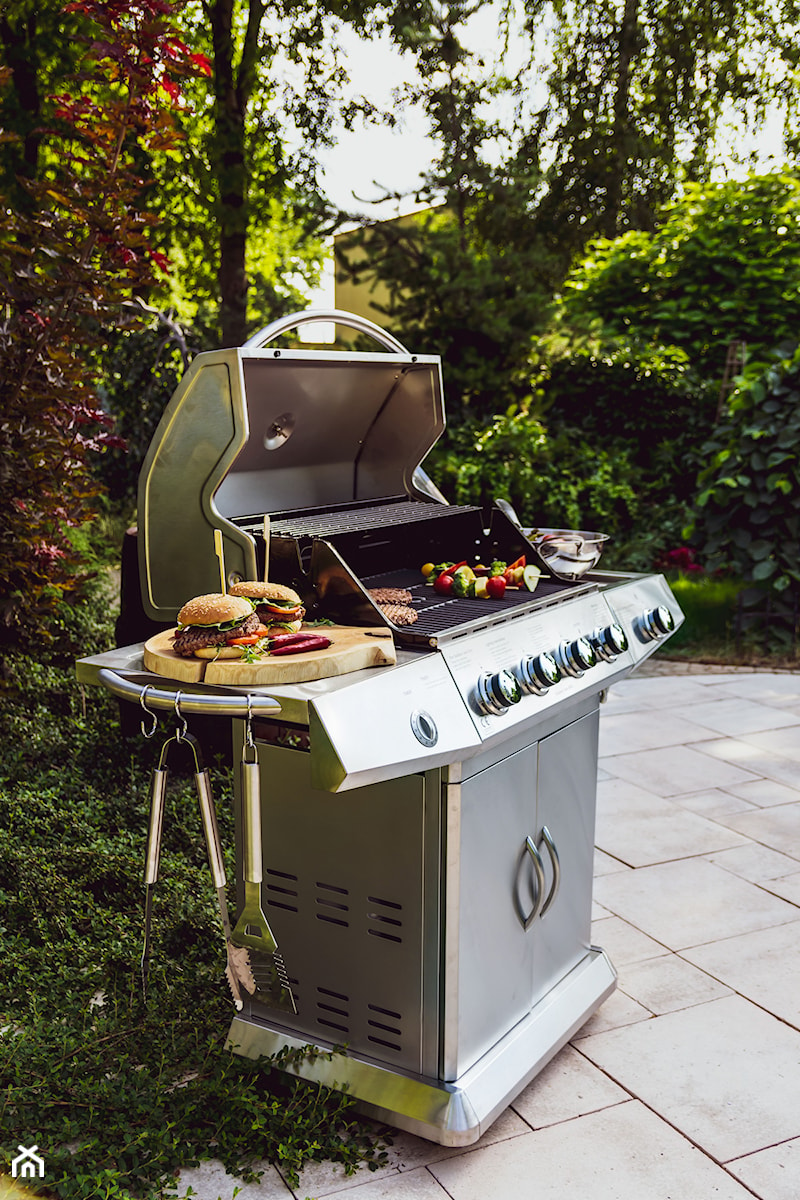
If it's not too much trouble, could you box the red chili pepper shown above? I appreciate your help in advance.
[269,635,332,656]
[268,631,313,647]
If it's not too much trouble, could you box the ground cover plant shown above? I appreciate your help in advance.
[0,591,388,1199]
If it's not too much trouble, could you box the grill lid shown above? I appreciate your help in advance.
[138,310,446,621]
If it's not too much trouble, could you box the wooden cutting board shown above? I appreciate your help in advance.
[143,625,396,685]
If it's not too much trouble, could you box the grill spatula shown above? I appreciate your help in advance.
[230,740,296,1013]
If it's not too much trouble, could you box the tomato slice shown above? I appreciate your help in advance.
[260,603,303,618]
[227,633,266,646]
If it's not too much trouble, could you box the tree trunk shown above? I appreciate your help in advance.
[207,0,265,347]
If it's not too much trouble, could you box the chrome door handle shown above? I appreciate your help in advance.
[521,835,546,931]
[539,825,561,917]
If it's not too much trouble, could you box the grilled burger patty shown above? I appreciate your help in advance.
[172,611,262,657]
[368,587,414,604]
[377,601,418,626]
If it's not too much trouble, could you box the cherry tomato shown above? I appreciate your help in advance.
[434,572,455,595]
[486,575,506,599]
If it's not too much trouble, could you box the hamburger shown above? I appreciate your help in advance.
[228,581,305,636]
[172,592,261,659]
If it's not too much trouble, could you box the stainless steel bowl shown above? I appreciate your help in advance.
[523,528,609,581]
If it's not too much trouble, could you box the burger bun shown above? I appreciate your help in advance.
[193,644,245,660]
[229,581,301,605]
[177,592,255,627]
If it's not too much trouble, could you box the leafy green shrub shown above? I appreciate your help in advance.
[426,407,643,560]
[539,338,714,477]
[94,319,203,506]
[690,345,800,596]
[561,173,800,380]
[687,345,800,650]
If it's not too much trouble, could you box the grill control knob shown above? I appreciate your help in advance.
[518,651,562,695]
[475,669,523,716]
[591,622,629,662]
[555,636,597,677]
[638,605,675,641]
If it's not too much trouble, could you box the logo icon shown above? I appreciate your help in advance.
[11,1145,45,1179]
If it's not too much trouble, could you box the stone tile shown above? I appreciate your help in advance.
[591,914,669,964]
[723,777,800,808]
[593,858,799,950]
[742,725,800,763]
[571,987,651,1038]
[717,803,800,862]
[600,744,758,798]
[428,1101,755,1199]
[683,920,800,1030]
[290,1108,528,1197]
[698,737,800,790]
[375,1107,528,1176]
[611,677,725,708]
[703,841,800,882]
[677,697,800,737]
[172,1160,291,1199]
[762,871,800,906]
[594,848,630,876]
[707,676,800,708]
[598,710,708,757]
[727,1136,800,1200]
[595,778,748,867]
[619,952,732,1015]
[511,1044,628,1128]
[672,787,758,819]
[308,1167,451,1199]
[579,995,800,1162]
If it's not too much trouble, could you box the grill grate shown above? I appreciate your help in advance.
[360,569,593,641]
[269,499,480,539]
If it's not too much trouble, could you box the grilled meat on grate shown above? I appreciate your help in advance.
[368,587,414,604]
[377,602,418,626]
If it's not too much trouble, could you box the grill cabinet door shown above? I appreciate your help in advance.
[446,744,538,1079]
[531,709,599,1005]
[445,708,600,1081]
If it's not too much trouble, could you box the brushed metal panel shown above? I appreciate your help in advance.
[237,740,435,1075]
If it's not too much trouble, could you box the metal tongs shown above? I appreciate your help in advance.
[229,701,296,1014]
[140,692,255,1009]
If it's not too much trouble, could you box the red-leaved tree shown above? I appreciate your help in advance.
[0,0,209,647]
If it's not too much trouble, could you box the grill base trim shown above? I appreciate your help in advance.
[225,945,616,1147]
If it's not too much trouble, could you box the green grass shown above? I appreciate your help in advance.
[660,574,798,667]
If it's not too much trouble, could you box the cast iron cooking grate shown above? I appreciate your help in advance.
[268,498,480,539]
[360,568,591,639]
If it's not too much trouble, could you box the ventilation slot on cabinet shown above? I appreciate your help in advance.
[265,868,299,912]
[367,897,403,943]
[316,987,350,1035]
[316,881,350,927]
[366,1005,403,1054]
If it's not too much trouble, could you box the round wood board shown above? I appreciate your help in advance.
[143,625,396,686]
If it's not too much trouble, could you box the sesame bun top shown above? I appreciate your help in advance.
[228,580,301,605]
[176,592,254,627]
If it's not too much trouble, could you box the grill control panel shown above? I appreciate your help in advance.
[442,574,681,736]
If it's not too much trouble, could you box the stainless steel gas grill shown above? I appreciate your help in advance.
[78,309,684,1146]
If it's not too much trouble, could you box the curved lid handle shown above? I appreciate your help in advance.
[242,308,409,354]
